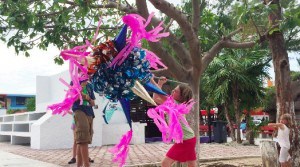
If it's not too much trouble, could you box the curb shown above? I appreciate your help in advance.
[123,156,261,167]
[124,162,161,167]
[199,155,261,162]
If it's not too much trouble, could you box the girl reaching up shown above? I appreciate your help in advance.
[268,113,292,167]
[151,77,196,167]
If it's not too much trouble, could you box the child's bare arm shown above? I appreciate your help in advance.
[268,123,285,130]
[151,77,167,105]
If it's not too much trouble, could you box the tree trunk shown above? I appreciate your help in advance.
[232,81,241,143]
[186,75,200,162]
[264,0,300,165]
[289,102,300,166]
[246,130,255,145]
[224,102,236,141]
[260,140,280,167]
[245,112,255,144]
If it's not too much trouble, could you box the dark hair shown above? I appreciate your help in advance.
[178,84,193,103]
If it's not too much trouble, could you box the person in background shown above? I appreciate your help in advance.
[68,116,94,164]
[240,120,246,139]
[268,113,292,167]
[71,78,96,167]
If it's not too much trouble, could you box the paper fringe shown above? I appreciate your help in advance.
[48,19,103,116]
[109,130,133,167]
[147,97,195,143]
[110,12,169,67]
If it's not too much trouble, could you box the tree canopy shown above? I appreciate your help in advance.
[1,0,300,163]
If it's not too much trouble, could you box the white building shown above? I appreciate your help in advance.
[0,70,146,149]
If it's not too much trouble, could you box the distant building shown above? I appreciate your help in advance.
[250,109,270,121]
[267,79,273,87]
[243,108,270,121]
[0,94,35,115]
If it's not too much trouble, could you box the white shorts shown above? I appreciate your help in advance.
[279,147,291,163]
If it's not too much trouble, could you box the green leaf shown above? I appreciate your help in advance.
[53,3,60,10]
[25,51,30,57]
[268,27,280,35]
[54,56,64,65]
[54,0,67,2]
[280,0,291,9]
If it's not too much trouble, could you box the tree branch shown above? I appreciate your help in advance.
[136,0,187,80]
[148,0,200,65]
[223,40,256,49]
[197,0,206,33]
[149,41,189,79]
[163,18,174,32]
[90,1,137,13]
[226,27,243,39]
[149,17,192,69]
[65,0,193,69]
[201,41,223,73]
[152,70,172,78]
[43,26,122,31]
[201,28,256,73]
[36,6,76,17]
[286,29,300,45]
[192,0,200,33]
[63,1,137,13]
[131,0,192,69]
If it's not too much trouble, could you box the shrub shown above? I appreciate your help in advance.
[25,97,36,111]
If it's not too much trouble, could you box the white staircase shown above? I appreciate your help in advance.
[0,111,46,145]
[0,70,147,150]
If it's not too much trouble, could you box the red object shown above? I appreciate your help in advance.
[166,137,196,162]
[260,126,275,135]
[200,110,215,116]
[243,109,269,116]
[199,125,213,132]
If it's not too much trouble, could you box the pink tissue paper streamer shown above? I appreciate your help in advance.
[110,12,169,67]
[147,97,195,143]
[109,130,133,167]
[47,19,102,115]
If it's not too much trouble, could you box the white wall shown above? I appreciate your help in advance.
[251,115,269,120]
[32,71,103,149]
[102,122,146,145]
[0,109,6,116]
[33,70,145,149]
[36,76,51,105]
[31,107,104,150]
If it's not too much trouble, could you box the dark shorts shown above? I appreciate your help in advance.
[74,110,93,144]
[166,137,197,162]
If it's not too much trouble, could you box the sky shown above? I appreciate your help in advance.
[0,42,68,94]
[0,0,299,95]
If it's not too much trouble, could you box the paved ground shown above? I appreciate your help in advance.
[0,141,261,167]
[0,151,59,167]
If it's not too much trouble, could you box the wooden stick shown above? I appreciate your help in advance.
[153,76,188,85]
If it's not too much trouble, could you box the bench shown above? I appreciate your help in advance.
[199,125,213,136]
[260,125,275,138]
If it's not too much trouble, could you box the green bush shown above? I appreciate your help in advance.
[248,117,269,138]
[7,109,14,114]
[25,97,36,111]
[6,109,21,114]
[291,71,300,81]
